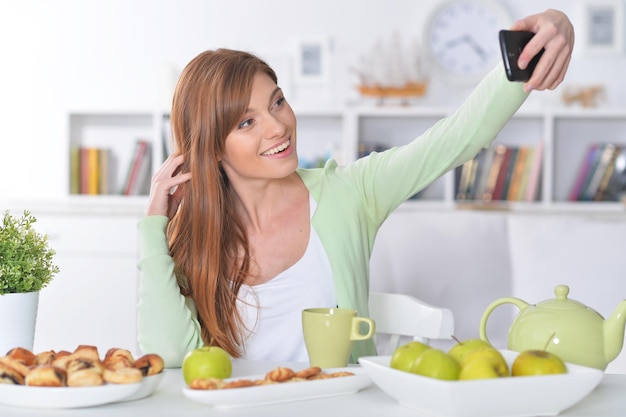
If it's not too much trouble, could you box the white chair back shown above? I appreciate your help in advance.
[368,292,455,355]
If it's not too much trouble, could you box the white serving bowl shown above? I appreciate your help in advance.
[358,350,604,417]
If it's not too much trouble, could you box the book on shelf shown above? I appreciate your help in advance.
[500,147,519,200]
[87,147,99,195]
[472,148,495,200]
[456,157,477,200]
[515,147,534,201]
[455,143,543,203]
[482,144,506,201]
[121,139,152,196]
[70,146,113,195]
[506,146,528,201]
[593,145,620,201]
[98,148,110,195]
[70,146,81,195]
[492,147,513,201]
[570,144,603,201]
[462,149,484,200]
[581,143,616,201]
[568,143,626,202]
[597,147,626,201]
[524,141,543,202]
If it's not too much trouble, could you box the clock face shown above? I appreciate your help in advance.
[425,0,512,83]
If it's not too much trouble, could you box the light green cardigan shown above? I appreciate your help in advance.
[137,65,528,368]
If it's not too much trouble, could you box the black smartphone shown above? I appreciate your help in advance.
[499,30,544,82]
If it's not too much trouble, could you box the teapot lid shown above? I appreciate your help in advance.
[536,285,591,311]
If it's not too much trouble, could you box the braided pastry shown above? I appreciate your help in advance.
[265,367,296,382]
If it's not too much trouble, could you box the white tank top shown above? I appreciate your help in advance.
[236,196,336,362]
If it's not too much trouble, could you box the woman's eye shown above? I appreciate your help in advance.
[273,96,285,109]
[238,118,253,129]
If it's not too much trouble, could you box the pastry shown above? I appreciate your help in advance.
[0,362,25,385]
[66,357,104,375]
[189,377,224,390]
[223,378,255,388]
[295,366,322,379]
[67,369,104,387]
[34,350,57,366]
[103,348,134,370]
[51,350,73,369]
[0,356,29,378]
[25,365,67,387]
[307,373,334,380]
[72,345,100,362]
[5,347,36,366]
[265,367,296,382]
[187,365,356,390]
[103,367,142,384]
[132,353,164,376]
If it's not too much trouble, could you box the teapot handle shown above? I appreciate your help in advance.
[479,297,529,345]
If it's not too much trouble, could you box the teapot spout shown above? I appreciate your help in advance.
[604,299,626,365]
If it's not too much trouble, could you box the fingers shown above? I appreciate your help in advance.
[146,154,192,217]
[510,9,574,92]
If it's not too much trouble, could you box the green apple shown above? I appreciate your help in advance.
[409,348,460,381]
[390,341,432,373]
[448,338,493,364]
[458,348,509,380]
[182,346,233,385]
[511,350,567,377]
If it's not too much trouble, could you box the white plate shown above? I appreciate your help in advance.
[0,382,142,409]
[358,350,604,417]
[119,371,166,402]
[182,367,372,408]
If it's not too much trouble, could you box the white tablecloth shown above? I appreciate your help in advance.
[0,360,624,417]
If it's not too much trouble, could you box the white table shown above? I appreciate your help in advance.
[0,360,624,417]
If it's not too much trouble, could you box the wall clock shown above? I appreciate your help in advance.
[424,0,513,85]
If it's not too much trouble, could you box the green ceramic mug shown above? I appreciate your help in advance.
[302,307,376,368]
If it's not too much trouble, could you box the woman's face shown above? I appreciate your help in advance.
[220,72,298,183]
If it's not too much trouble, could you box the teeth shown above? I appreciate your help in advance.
[262,140,289,156]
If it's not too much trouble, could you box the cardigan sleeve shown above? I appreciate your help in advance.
[136,215,203,368]
[351,64,529,220]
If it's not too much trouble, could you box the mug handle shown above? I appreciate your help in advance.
[350,317,376,341]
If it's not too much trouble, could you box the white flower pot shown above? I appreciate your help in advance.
[0,291,39,355]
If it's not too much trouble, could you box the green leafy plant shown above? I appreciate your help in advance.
[0,210,59,295]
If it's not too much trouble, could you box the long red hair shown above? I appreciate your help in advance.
[168,49,278,357]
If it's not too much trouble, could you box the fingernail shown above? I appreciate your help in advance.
[524,84,533,94]
[518,59,528,70]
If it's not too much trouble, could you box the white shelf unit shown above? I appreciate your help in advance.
[66,106,626,213]
[68,111,164,197]
[551,109,626,203]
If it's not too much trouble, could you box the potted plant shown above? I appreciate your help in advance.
[0,210,59,354]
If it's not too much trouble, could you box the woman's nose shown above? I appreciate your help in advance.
[263,114,287,139]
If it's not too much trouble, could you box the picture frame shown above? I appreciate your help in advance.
[580,0,624,55]
[292,37,331,85]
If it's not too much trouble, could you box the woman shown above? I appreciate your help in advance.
[138,9,574,367]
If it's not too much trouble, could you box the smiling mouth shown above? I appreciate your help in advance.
[261,139,290,156]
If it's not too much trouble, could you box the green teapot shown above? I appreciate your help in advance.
[479,284,626,370]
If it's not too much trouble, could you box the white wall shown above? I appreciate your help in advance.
[1,0,625,200]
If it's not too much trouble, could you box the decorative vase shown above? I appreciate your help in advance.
[0,291,39,355]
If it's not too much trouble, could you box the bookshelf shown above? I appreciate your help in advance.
[66,106,626,213]
[68,112,163,197]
